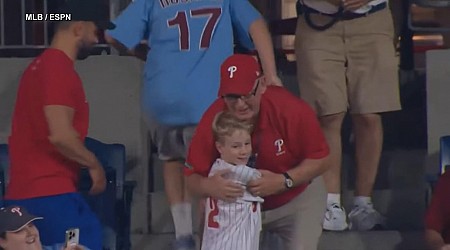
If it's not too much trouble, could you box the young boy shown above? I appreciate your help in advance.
[201,111,263,250]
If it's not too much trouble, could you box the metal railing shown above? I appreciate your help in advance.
[0,0,126,50]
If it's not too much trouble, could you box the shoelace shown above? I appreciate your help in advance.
[325,203,344,220]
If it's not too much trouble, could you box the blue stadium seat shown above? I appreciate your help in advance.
[425,135,450,204]
[440,135,450,174]
[0,138,135,250]
[82,137,135,250]
[0,144,8,199]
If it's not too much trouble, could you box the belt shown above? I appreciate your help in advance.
[297,2,387,21]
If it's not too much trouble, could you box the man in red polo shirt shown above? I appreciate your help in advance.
[185,54,330,250]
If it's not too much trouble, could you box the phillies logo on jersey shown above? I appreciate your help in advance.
[274,139,285,156]
[228,66,237,78]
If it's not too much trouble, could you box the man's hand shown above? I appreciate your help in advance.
[88,165,106,195]
[133,40,149,61]
[204,169,244,202]
[440,245,450,250]
[325,0,342,6]
[247,169,285,197]
[342,0,371,11]
[64,245,84,250]
[265,75,283,87]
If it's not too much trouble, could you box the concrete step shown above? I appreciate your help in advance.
[131,231,426,250]
[149,185,427,234]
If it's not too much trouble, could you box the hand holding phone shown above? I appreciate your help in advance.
[64,228,80,247]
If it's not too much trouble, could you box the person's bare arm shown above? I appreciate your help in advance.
[342,0,371,11]
[104,33,148,61]
[248,157,329,197]
[44,105,106,195]
[325,0,342,6]
[186,171,244,202]
[249,18,282,86]
[425,229,450,250]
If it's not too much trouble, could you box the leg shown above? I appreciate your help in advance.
[164,160,194,239]
[320,113,346,194]
[261,177,327,250]
[347,113,386,231]
[320,113,349,231]
[289,177,327,250]
[344,8,400,230]
[351,113,383,197]
[152,123,195,249]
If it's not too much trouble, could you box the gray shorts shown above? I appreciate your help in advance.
[147,118,196,162]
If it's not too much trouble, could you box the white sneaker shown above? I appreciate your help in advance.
[322,203,348,231]
[348,205,386,231]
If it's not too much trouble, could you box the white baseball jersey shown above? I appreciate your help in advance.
[201,159,263,250]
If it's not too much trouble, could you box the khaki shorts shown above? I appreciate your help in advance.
[145,116,196,161]
[261,177,327,250]
[295,7,402,116]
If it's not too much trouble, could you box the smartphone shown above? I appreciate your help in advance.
[64,228,80,247]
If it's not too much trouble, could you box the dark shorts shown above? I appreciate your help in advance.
[146,116,196,162]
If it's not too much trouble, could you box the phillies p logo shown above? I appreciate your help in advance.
[228,66,237,78]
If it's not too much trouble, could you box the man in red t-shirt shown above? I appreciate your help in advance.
[2,1,114,249]
[425,171,450,250]
[185,54,330,250]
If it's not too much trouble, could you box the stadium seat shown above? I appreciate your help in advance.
[0,144,8,199]
[439,135,450,174]
[81,137,136,250]
[425,135,450,204]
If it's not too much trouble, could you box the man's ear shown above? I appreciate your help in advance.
[0,236,8,249]
[72,21,84,38]
[259,76,268,94]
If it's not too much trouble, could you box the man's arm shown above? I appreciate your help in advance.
[44,105,106,195]
[104,34,148,61]
[425,229,449,250]
[186,171,244,202]
[248,157,328,197]
[249,18,282,86]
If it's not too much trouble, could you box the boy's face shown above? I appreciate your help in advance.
[0,223,42,250]
[216,129,252,166]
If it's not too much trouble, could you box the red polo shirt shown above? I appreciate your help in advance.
[425,171,450,243]
[5,48,89,199]
[185,86,329,210]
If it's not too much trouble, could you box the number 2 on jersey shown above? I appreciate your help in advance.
[207,198,219,228]
[167,8,222,51]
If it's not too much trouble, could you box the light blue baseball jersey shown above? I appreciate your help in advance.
[107,0,261,126]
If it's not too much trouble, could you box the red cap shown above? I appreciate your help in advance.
[218,54,261,97]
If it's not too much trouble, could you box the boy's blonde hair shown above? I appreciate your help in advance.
[212,111,253,144]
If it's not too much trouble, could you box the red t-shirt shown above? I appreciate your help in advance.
[185,86,329,210]
[5,49,89,199]
[425,171,450,243]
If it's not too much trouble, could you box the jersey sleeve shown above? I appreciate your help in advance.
[425,172,450,233]
[229,0,262,50]
[283,97,330,160]
[184,101,224,177]
[106,0,152,49]
[40,59,78,108]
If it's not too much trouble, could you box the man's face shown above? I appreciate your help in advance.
[216,129,252,166]
[223,78,266,122]
[0,223,42,250]
[76,21,99,60]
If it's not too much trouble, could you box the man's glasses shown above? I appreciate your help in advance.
[222,79,261,103]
